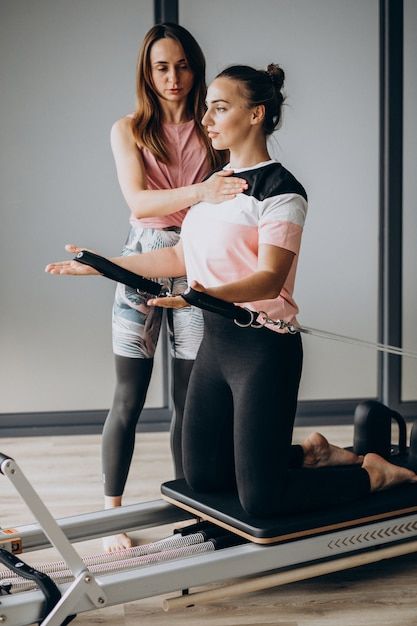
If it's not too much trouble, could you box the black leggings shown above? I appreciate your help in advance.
[183,312,370,517]
[102,355,193,496]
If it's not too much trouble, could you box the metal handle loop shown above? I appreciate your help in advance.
[250,311,269,329]
[287,324,298,334]
[234,309,255,328]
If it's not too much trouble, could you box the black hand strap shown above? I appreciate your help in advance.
[181,287,253,326]
[74,250,163,296]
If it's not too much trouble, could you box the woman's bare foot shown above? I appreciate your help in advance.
[302,432,363,468]
[362,453,417,492]
[102,533,133,553]
[103,495,133,553]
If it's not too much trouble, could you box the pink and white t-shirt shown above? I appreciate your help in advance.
[181,160,308,332]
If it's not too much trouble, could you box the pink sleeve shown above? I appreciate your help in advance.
[259,221,303,254]
[258,194,307,254]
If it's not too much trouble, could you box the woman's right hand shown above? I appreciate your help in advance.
[199,170,248,203]
[45,244,100,276]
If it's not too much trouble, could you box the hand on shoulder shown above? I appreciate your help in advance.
[200,169,248,203]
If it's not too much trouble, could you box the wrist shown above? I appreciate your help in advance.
[207,285,230,302]
[109,256,129,271]
[193,182,205,204]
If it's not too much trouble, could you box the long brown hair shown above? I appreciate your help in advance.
[132,23,223,169]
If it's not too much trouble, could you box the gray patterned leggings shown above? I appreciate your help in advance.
[112,225,203,359]
[102,225,203,496]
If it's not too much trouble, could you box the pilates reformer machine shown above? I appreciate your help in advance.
[2,445,417,626]
[1,251,417,626]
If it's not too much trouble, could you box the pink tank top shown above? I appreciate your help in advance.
[130,120,210,229]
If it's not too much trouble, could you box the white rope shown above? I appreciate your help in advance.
[254,312,417,360]
[295,324,417,359]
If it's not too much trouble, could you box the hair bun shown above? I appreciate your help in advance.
[266,63,285,90]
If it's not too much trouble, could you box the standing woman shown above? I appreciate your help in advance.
[48,63,417,515]
[98,24,247,551]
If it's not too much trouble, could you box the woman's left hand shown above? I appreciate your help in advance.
[45,244,100,276]
[147,294,188,309]
[147,281,206,309]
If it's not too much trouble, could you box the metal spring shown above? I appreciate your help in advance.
[1,541,216,593]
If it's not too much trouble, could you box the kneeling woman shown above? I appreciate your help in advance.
[47,64,417,517]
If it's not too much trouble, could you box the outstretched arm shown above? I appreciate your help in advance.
[45,241,186,279]
[111,117,248,219]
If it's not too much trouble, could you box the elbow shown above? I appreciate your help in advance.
[260,275,284,300]
[256,286,281,301]
[131,206,150,219]
[263,287,282,300]
[128,195,153,219]
[269,289,282,300]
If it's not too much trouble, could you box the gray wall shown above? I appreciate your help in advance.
[0,0,165,414]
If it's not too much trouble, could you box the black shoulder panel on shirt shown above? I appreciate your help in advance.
[241,163,307,202]
[203,163,307,202]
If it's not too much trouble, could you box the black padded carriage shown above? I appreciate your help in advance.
[161,477,417,544]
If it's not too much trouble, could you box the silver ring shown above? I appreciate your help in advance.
[251,311,269,328]
[287,324,299,334]
[234,308,255,328]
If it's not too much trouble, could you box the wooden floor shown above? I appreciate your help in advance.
[1,426,417,626]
